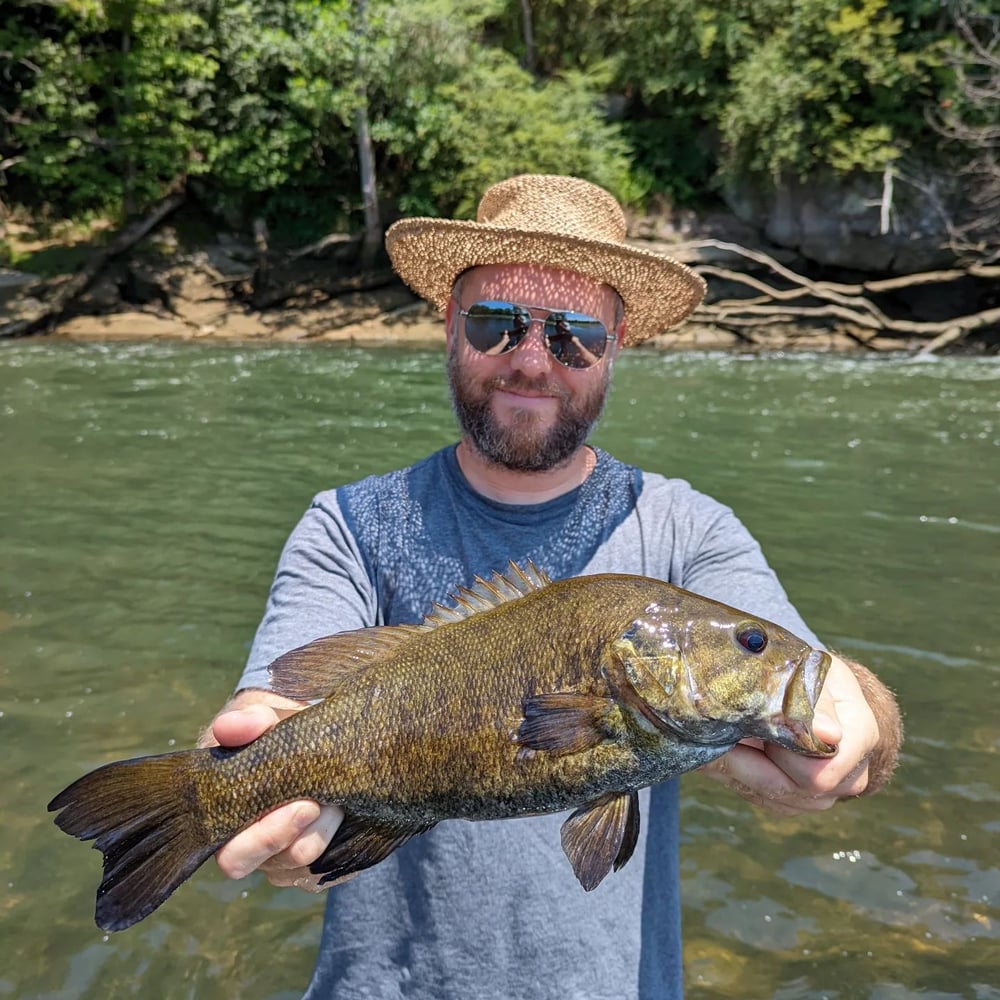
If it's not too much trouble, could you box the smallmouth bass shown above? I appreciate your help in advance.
[49,563,835,931]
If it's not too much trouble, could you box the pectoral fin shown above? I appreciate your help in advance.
[560,791,641,891]
[515,693,616,759]
[310,813,435,886]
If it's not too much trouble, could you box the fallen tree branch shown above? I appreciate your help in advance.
[683,238,1000,349]
[286,232,358,262]
[0,183,186,339]
[249,268,398,310]
[916,326,966,356]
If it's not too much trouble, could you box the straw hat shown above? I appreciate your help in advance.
[385,174,705,346]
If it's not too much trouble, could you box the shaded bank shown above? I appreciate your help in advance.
[3,207,998,354]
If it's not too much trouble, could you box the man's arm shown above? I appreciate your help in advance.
[660,492,903,813]
[700,654,903,815]
[198,689,344,890]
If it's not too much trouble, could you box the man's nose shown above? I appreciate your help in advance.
[507,320,554,377]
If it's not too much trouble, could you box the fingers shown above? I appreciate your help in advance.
[701,653,881,814]
[810,707,844,750]
[701,745,829,815]
[215,801,345,889]
[701,741,868,815]
[259,805,346,890]
[203,695,340,893]
[199,691,310,749]
[215,800,318,879]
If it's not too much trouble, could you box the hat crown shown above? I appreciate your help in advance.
[476,175,627,245]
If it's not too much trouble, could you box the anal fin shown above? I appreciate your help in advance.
[560,790,641,891]
[310,813,435,886]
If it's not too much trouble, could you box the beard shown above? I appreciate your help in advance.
[448,348,610,473]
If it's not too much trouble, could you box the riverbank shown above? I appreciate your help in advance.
[3,211,996,354]
[0,254,926,355]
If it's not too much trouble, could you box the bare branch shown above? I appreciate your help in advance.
[682,238,1000,351]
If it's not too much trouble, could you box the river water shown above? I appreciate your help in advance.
[1,340,997,999]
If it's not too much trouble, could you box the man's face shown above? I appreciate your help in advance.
[446,264,622,473]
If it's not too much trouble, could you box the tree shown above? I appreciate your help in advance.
[931,1,1000,261]
[717,0,944,183]
[0,0,216,217]
[354,0,381,268]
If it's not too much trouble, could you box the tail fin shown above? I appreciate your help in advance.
[48,751,222,932]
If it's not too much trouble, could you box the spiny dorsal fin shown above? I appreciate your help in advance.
[268,625,423,701]
[269,562,552,699]
[421,560,552,627]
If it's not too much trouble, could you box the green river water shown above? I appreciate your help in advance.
[1,340,997,999]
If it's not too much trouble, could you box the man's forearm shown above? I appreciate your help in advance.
[840,656,903,796]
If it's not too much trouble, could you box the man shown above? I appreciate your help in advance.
[203,174,902,999]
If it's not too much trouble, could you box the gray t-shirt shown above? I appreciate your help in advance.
[240,446,818,1000]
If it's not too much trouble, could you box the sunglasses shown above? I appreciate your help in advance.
[457,299,616,370]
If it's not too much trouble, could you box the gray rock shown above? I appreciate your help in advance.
[0,269,41,309]
[724,169,961,274]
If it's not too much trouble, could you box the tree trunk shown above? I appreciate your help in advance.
[520,0,537,75]
[355,0,381,270]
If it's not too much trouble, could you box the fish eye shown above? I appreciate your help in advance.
[735,623,768,654]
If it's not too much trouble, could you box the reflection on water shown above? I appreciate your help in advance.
[1,341,997,999]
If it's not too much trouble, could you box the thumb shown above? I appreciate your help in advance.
[212,704,282,747]
[810,709,843,749]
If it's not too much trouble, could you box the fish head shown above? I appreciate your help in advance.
[607,592,835,757]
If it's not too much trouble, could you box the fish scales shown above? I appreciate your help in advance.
[49,564,835,931]
[201,575,657,829]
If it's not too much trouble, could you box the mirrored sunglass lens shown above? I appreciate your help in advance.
[463,302,528,355]
[544,312,608,369]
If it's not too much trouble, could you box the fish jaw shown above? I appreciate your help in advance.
[764,648,837,756]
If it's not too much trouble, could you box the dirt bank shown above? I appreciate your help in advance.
[3,211,995,354]
[0,250,917,354]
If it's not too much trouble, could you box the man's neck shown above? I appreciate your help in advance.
[455,439,597,505]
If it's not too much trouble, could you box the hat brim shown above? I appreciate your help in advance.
[385,218,705,346]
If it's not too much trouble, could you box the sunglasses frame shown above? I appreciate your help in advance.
[455,298,616,370]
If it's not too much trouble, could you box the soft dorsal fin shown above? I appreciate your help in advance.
[268,625,422,701]
[422,560,551,627]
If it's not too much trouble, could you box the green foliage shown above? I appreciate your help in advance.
[489,0,765,200]
[2,0,217,215]
[487,0,950,195]
[718,0,945,181]
[372,49,635,216]
[204,0,354,200]
[0,0,977,230]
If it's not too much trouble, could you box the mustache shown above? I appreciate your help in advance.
[485,373,570,402]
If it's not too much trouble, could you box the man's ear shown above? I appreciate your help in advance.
[611,318,626,361]
[444,298,457,349]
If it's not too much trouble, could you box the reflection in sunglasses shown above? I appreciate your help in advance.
[457,299,614,370]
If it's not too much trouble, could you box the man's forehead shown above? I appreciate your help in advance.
[460,264,616,310]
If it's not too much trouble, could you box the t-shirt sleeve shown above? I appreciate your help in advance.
[676,491,822,648]
[632,475,823,649]
[237,490,377,692]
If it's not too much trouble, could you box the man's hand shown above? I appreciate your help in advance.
[200,692,345,891]
[699,655,884,816]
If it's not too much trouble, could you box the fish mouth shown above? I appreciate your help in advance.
[774,649,837,756]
